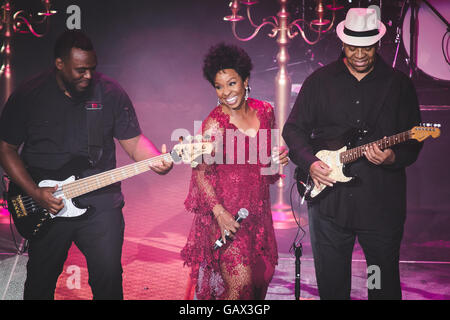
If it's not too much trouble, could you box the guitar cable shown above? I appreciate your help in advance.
[1,174,7,208]
[289,181,306,255]
[2,174,28,255]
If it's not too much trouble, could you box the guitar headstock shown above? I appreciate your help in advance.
[170,135,214,168]
[411,123,441,142]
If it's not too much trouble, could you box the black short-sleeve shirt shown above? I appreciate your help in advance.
[0,69,142,210]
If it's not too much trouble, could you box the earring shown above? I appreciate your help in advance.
[217,98,221,105]
[245,87,249,101]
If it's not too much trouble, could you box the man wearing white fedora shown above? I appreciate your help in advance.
[283,7,423,299]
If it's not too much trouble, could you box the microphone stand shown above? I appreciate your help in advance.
[1,174,28,255]
[294,242,303,300]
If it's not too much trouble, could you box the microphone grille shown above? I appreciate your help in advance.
[238,208,249,219]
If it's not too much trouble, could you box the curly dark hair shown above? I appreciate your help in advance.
[202,43,253,87]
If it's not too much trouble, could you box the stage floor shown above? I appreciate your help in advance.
[1,154,449,300]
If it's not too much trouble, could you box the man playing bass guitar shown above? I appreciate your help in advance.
[0,30,173,300]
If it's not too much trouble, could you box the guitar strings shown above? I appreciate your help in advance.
[63,153,171,197]
[62,153,173,199]
[340,130,411,164]
[29,142,207,199]
[16,143,206,208]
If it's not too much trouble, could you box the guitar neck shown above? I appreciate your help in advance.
[62,153,173,199]
[340,129,412,164]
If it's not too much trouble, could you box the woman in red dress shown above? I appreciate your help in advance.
[181,43,289,300]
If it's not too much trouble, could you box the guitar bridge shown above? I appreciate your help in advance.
[11,195,28,218]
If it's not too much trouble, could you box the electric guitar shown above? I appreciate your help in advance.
[295,124,441,203]
[7,139,213,239]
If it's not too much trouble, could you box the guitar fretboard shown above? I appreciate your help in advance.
[62,153,173,199]
[340,130,411,164]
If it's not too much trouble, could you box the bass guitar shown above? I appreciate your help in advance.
[7,139,213,239]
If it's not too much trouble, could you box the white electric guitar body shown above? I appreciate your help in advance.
[309,146,353,198]
[38,176,84,219]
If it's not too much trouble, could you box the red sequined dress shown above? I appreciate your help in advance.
[181,98,280,300]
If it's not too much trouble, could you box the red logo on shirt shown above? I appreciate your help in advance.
[85,101,103,110]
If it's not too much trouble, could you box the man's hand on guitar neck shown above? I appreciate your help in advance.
[119,135,173,175]
[364,138,396,165]
[149,144,173,175]
[310,161,336,189]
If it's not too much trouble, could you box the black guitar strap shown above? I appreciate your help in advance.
[361,70,398,136]
[84,81,104,167]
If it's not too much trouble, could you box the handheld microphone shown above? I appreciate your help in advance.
[213,208,249,250]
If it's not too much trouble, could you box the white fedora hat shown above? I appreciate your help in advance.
[336,8,386,47]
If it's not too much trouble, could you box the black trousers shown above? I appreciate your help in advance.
[23,206,125,300]
[308,204,404,300]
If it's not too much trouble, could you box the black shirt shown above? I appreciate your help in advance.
[0,69,142,210]
[282,55,423,229]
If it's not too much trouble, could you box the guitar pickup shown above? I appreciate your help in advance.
[11,196,27,218]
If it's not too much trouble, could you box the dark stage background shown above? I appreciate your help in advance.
[1,0,449,202]
[0,0,449,300]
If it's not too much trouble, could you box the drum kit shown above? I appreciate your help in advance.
[397,0,450,81]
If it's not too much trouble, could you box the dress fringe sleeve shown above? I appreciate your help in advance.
[184,116,223,215]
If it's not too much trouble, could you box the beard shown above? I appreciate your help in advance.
[60,75,94,102]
